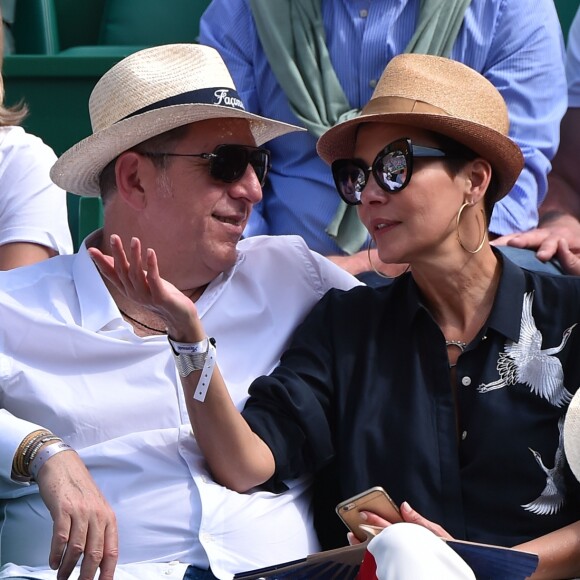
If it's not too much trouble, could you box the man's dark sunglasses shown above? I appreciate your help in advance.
[331,138,450,205]
[141,144,271,187]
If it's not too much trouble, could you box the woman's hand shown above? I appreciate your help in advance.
[396,501,454,539]
[349,501,454,545]
[88,235,202,341]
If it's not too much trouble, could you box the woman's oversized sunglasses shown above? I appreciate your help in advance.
[331,138,450,205]
[141,144,271,187]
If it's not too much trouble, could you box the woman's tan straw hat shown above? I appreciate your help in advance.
[317,54,524,202]
[564,389,580,483]
[51,44,304,197]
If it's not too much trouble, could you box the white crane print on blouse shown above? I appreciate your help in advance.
[478,291,576,407]
[521,417,567,515]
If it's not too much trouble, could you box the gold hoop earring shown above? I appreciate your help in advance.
[456,202,487,254]
[367,240,410,279]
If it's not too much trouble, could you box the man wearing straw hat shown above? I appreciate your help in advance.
[0,44,359,580]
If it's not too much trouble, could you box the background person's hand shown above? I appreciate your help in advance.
[554,238,580,275]
[492,214,580,268]
[36,450,118,580]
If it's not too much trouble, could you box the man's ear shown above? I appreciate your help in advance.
[465,158,493,205]
[115,151,153,210]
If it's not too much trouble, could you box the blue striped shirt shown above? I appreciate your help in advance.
[200,0,567,255]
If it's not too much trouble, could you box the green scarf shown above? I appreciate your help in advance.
[249,0,472,255]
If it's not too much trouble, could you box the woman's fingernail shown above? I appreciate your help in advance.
[360,511,368,521]
[401,501,412,513]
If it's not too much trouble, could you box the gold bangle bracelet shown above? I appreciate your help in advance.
[13,429,53,478]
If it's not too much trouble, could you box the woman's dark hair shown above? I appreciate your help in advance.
[434,133,500,224]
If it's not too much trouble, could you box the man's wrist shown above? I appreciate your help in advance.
[29,441,75,481]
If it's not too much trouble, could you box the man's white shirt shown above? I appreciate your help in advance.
[0,234,360,579]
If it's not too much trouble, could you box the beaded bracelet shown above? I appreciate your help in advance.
[29,441,74,481]
[13,430,53,478]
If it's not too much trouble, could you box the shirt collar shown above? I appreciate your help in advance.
[73,231,126,333]
[72,230,247,331]
[485,249,526,342]
[400,249,526,343]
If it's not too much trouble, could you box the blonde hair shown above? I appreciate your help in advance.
[0,7,28,126]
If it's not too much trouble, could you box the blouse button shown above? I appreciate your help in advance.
[461,376,472,386]
[359,9,368,18]
[369,79,378,88]
[461,430,468,441]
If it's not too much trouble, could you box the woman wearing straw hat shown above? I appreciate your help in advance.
[99,54,580,578]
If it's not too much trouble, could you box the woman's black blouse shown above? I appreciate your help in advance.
[243,254,580,548]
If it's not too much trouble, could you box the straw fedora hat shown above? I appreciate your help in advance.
[564,389,580,482]
[51,44,304,197]
[317,54,524,202]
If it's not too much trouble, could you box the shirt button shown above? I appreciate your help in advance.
[461,376,472,386]
[164,563,179,575]
[200,532,213,543]
[369,79,378,88]
[461,430,468,441]
[359,9,368,18]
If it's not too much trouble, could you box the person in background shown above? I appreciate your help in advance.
[200,0,566,282]
[496,6,580,271]
[0,3,73,269]
[1,0,14,55]
[0,44,359,580]
[102,54,580,579]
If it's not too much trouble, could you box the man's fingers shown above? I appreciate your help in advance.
[534,236,560,261]
[56,511,91,580]
[49,513,71,573]
[97,520,119,580]
[557,238,580,275]
[504,230,550,248]
[77,516,115,580]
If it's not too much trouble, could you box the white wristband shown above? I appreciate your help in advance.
[193,339,217,402]
[29,441,74,480]
[168,336,213,376]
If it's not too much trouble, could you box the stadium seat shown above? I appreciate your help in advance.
[555,0,580,43]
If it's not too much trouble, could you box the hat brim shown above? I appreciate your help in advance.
[316,112,524,203]
[564,389,580,483]
[51,104,304,197]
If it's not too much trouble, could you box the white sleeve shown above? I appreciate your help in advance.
[0,408,46,496]
[0,127,73,254]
